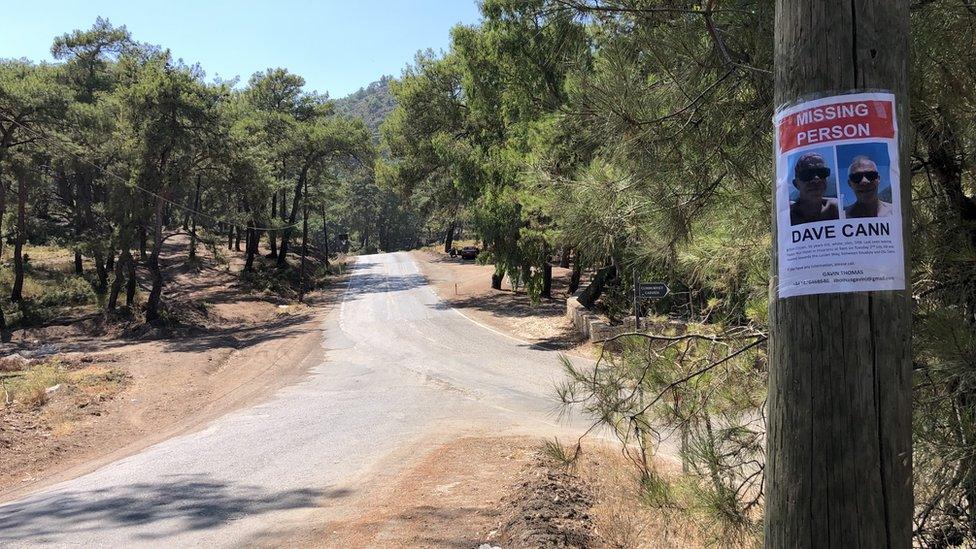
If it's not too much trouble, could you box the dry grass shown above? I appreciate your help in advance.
[575,449,704,548]
[555,444,761,549]
[0,243,77,266]
[65,365,129,401]
[2,361,68,409]
[1,360,128,415]
[40,365,129,435]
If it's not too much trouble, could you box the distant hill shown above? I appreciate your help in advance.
[334,76,396,141]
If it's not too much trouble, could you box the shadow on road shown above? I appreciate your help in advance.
[0,474,351,543]
[340,262,429,300]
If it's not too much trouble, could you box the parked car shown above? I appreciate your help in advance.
[459,246,480,260]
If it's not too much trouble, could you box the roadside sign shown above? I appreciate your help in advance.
[636,282,669,299]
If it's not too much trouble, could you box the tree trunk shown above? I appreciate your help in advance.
[280,187,288,218]
[298,180,309,302]
[569,250,583,294]
[108,247,131,310]
[73,174,84,275]
[93,249,108,293]
[188,176,200,260]
[125,250,136,306]
[444,220,456,253]
[138,223,148,261]
[227,225,234,250]
[107,257,123,310]
[578,261,615,309]
[321,209,330,268]
[144,195,166,323]
[234,227,242,251]
[765,2,912,547]
[11,176,28,303]
[0,179,8,265]
[244,225,257,272]
[0,154,8,326]
[560,247,571,268]
[268,193,278,258]
[491,269,503,290]
[181,202,190,230]
[541,263,553,299]
[277,165,308,266]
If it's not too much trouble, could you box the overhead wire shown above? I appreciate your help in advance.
[0,111,303,232]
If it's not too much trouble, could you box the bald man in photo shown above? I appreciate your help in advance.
[845,155,893,218]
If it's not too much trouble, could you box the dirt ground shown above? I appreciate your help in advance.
[0,237,344,502]
[309,436,539,548]
[412,250,594,359]
[277,435,703,549]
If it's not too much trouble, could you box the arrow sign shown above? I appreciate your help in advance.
[636,282,669,299]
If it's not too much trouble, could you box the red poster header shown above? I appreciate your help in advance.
[778,99,894,153]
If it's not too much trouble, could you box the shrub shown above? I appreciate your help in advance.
[35,275,96,307]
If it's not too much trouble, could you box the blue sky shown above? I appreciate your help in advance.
[0,0,482,98]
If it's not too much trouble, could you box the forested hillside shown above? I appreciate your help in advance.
[376,0,976,545]
[334,76,396,140]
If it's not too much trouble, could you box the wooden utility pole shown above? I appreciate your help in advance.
[767,2,912,547]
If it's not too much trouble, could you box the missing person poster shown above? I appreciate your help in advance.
[774,92,905,298]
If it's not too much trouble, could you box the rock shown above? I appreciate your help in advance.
[45,384,62,395]
[31,344,60,357]
[0,353,31,372]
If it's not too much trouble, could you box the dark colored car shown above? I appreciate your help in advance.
[459,246,480,260]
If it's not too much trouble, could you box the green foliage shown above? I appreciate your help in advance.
[35,274,96,307]
[557,330,767,543]
[334,76,397,141]
[0,18,389,326]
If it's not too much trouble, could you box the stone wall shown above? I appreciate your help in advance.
[566,295,687,343]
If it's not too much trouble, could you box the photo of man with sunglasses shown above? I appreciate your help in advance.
[845,155,893,218]
[790,152,840,226]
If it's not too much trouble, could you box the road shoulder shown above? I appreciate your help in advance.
[411,250,594,359]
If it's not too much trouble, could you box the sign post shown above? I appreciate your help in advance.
[633,268,639,331]
[633,271,669,331]
[767,1,912,547]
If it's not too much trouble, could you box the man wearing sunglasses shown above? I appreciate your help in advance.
[790,152,840,226]
[845,155,893,218]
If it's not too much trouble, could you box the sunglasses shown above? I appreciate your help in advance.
[797,167,830,182]
[849,171,880,182]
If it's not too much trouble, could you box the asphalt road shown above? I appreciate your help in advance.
[0,252,597,547]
